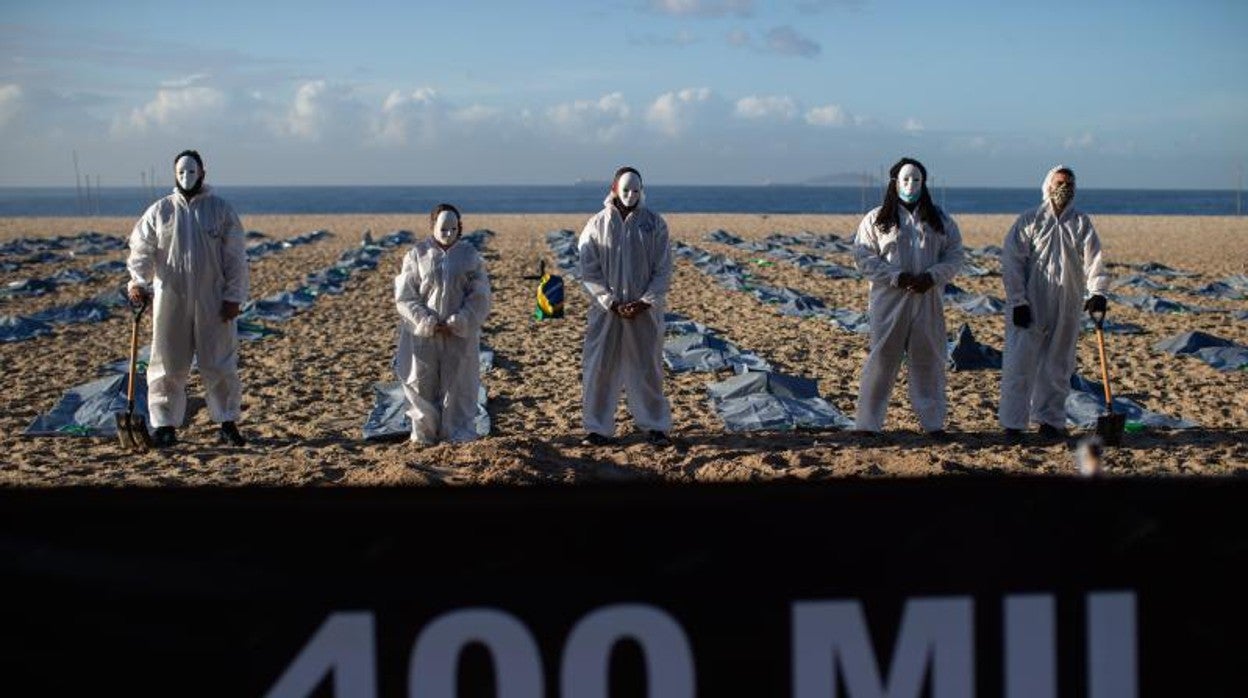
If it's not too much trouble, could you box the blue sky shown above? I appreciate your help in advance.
[2,0,1245,188]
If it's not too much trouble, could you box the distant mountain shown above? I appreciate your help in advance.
[802,172,881,186]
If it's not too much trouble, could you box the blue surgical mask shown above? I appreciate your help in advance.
[896,163,923,205]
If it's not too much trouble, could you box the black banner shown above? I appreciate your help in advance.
[2,478,1245,696]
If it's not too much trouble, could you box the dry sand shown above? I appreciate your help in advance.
[2,212,1246,486]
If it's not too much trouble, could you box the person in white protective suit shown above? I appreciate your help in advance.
[999,166,1110,442]
[851,157,965,439]
[127,150,249,448]
[394,203,491,445]
[578,166,674,447]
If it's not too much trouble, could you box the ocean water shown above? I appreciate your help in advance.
[0,185,1242,218]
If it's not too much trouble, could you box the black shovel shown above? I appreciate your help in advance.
[1089,307,1126,446]
[116,295,153,451]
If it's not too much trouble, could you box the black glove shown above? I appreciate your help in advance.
[896,272,916,289]
[908,273,935,293]
[1012,305,1032,329]
[1084,294,1107,314]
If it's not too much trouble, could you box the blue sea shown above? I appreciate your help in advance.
[0,185,1241,218]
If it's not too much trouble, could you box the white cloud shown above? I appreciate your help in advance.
[121,85,227,134]
[160,73,211,89]
[452,104,504,125]
[734,95,797,121]
[902,117,925,134]
[546,92,631,143]
[374,87,443,145]
[1063,132,1096,150]
[764,26,821,58]
[0,84,23,129]
[805,104,848,127]
[649,0,752,17]
[278,80,363,142]
[645,87,713,137]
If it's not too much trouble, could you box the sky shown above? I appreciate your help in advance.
[1,0,1246,188]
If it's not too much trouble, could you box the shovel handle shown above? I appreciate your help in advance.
[1093,322,1115,409]
[126,295,148,405]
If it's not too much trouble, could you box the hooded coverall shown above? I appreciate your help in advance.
[578,195,674,437]
[999,168,1110,430]
[852,205,965,432]
[127,185,248,428]
[394,237,491,443]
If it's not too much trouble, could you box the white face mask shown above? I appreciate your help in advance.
[616,172,642,209]
[175,156,202,193]
[432,210,460,246]
[896,164,923,204]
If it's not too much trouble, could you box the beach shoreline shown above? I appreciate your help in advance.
[2,213,1246,486]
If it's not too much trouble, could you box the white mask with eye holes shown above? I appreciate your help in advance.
[432,210,461,247]
[616,172,642,209]
[896,163,923,205]
[174,155,203,196]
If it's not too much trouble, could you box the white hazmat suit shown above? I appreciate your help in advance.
[999,167,1109,431]
[127,184,249,428]
[853,205,965,432]
[578,193,674,437]
[394,235,491,444]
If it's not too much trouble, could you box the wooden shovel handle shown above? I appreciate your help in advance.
[1094,324,1115,409]
[126,298,148,405]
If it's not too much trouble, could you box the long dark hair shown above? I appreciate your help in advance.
[875,157,945,235]
[430,202,461,228]
[173,149,203,169]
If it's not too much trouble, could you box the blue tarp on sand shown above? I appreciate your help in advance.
[29,300,112,325]
[947,323,1002,371]
[707,369,853,432]
[361,345,497,441]
[828,308,870,334]
[24,373,150,437]
[1110,293,1219,314]
[663,332,771,373]
[1153,331,1248,372]
[1,315,54,342]
[1153,331,1236,355]
[1194,347,1248,372]
[1080,317,1145,335]
[1065,374,1196,430]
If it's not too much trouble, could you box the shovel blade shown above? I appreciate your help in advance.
[1096,413,1127,447]
[115,411,153,452]
[115,413,136,449]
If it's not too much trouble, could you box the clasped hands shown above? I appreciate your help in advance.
[611,300,651,319]
[897,272,936,294]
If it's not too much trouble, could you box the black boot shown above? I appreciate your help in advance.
[219,421,246,446]
[153,426,177,448]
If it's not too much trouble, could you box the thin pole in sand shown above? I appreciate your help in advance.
[72,150,83,215]
[94,174,101,216]
[1237,163,1243,217]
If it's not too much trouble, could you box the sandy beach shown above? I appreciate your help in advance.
[2,212,1246,486]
